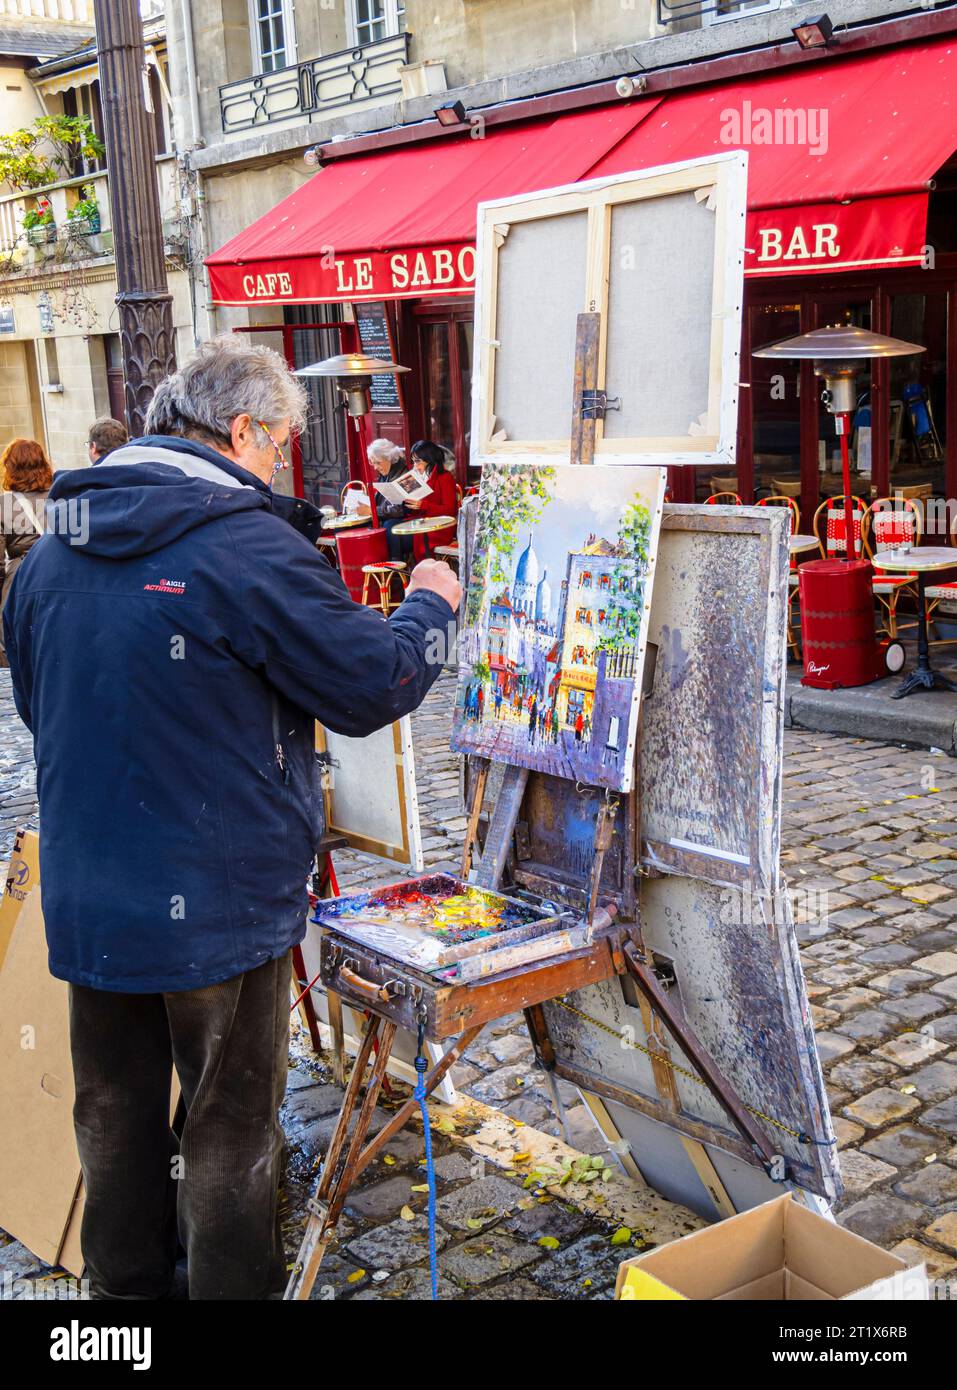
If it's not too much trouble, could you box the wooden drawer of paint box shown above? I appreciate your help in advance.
[319,931,625,1038]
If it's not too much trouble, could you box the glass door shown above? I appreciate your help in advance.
[415,303,474,491]
[749,302,802,505]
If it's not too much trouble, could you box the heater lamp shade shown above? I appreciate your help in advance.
[753,325,925,361]
[294,353,410,379]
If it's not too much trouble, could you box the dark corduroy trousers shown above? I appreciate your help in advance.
[68,951,291,1300]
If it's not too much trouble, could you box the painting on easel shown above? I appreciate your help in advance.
[451,460,666,792]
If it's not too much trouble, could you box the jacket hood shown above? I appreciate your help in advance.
[47,436,271,559]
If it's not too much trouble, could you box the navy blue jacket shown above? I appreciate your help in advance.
[3,437,454,992]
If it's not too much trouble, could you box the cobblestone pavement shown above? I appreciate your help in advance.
[3,669,957,1298]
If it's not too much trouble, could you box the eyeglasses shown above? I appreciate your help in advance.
[257,420,289,479]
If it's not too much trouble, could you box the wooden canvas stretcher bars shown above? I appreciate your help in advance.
[471,152,748,470]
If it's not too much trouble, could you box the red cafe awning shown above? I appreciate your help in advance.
[207,35,957,305]
[206,103,664,305]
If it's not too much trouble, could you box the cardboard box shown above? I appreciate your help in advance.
[616,1193,928,1301]
[0,827,39,971]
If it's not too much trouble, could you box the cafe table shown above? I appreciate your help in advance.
[875,547,957,698]
[391,514,457,558]
[790,534,820,557]
[321,512,369,532]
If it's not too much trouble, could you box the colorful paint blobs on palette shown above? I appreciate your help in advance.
[313,873,559,972]
[452,461,666,794]
[318,879,539,947]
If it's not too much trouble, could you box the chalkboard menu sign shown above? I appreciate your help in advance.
[355,301,401,411]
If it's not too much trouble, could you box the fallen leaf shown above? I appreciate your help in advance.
[466,1217,484,1230]
[383,1155,397,1166]
[611,1228,632,1246]
[513,1151,532,1163]
[399,1206,415,1222]
[347,1270,366,1284]
[410,1184,430,1193]
[538,1236,560,1250]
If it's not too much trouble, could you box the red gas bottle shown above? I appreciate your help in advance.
[799,558,903,689]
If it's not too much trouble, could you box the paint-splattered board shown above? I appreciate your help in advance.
[640,504,789,896]
[541,875,840,1212]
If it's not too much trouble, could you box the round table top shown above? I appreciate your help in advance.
[790,534,819,554]
[875,547,957,572]
[391,515,456,536]
[321,513,369,531]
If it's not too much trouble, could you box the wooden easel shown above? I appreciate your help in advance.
[284,311,785,1301]
[285,1015,484,1300]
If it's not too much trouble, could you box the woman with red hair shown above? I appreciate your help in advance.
[1,437,53,663]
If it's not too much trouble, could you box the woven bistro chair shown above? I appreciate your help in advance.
[705,492,743,506]
[758,496,802,658]
[924,509,957,639]
[770,477,802,499]
[360,561,408,616]
[862,497,921,639]
[812,496,867,562]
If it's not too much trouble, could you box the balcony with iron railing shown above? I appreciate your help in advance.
[0,158,184,280]
[219,32,410,136]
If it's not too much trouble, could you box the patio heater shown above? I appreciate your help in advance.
[753,326,924,689]
[296,352,410,563]
[754,325,924,559]
[295,352,409,424]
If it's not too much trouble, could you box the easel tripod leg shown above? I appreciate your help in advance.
[284,1014,383,1300]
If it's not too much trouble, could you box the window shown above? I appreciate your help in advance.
[43,338,60,388]
[251,0,295,74]
[705,0,782,23]
[63,82,105,177]
[351,0,406,48]
[147,55,171,156]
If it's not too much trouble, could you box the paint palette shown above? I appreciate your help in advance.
[314,873,576,978]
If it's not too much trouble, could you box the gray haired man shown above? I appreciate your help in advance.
[5,335,461,1299]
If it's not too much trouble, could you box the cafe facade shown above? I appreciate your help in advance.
[206,21,957,534]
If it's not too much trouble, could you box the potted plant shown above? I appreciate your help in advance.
[65,185,101,237]
[23,199,56,246]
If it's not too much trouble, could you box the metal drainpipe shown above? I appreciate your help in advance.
[178,0,217,341]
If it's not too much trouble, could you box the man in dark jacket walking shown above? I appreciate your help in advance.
[3,336,461,1301]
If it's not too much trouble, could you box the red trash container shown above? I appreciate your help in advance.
[336,526,389,603]
[799,558,882,689]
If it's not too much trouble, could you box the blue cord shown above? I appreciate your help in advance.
[414,1026,439,1301]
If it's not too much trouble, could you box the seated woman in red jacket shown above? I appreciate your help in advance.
[405,439,458,561]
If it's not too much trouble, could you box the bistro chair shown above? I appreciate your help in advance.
[340,480,367,510]
[434,543,459,572]
[924,511,957,639]
[812,496,867,562]
[360,561,408,616]
[863,497,921,638]
[316,534,339,571]
[705,492,743,506]
[709,475,738,495]
[758,496,802,658]
[895,483,933,502]
[771,477,802,499]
